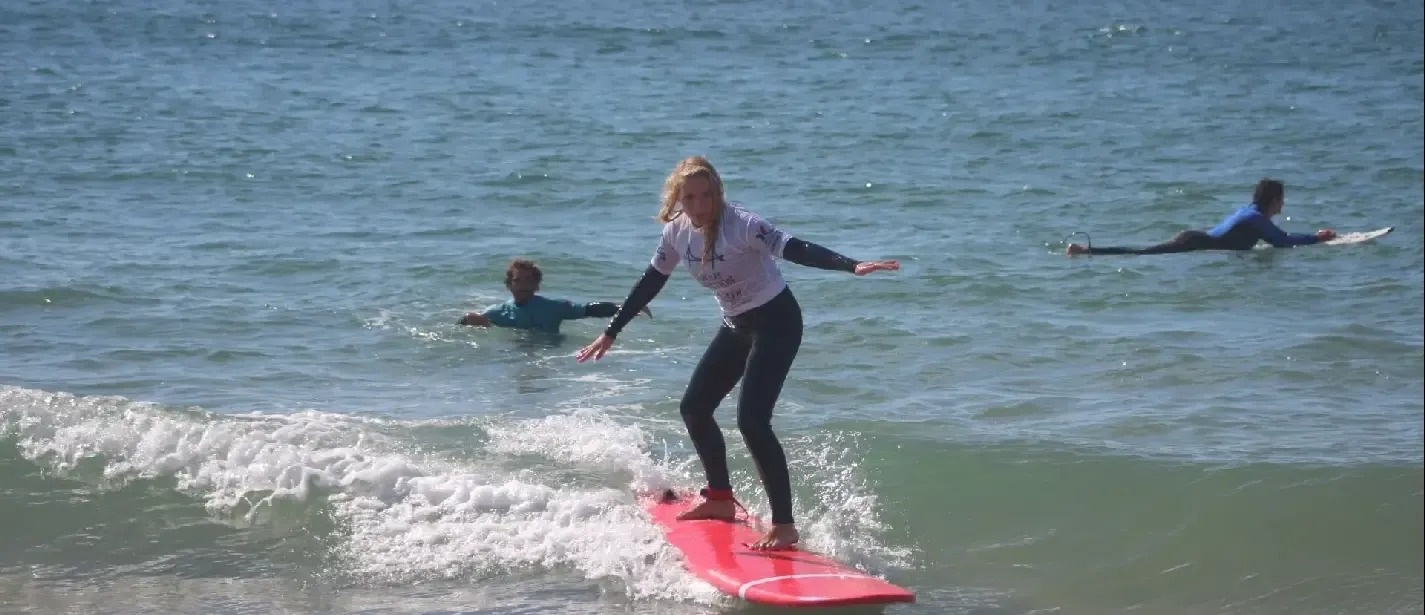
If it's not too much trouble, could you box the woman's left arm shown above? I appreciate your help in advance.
[781,237,859,272]
[782,238,900,275]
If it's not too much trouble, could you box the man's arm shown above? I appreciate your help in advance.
[584,302,651,319]
[458,305,507,327]
[585,302,618,318]
[457,312,491,326]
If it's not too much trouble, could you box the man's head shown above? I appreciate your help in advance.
[504,259,542,304]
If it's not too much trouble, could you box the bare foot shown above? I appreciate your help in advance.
[748,524,799,550]
[1066,243,1089,256]
[676,498,736,522]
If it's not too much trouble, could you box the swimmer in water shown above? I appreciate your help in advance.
[458,259,650,334]
[1066,179,1336,256]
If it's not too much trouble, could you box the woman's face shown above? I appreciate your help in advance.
[679,174,720,227]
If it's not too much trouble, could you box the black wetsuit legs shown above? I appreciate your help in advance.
[679,287,803,525]
[1088,230,1224,255]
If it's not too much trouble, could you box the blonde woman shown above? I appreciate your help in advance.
[577,156,899,550]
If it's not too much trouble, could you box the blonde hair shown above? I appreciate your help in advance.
[656,156,726,268]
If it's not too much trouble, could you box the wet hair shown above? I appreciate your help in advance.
[656,156,726,268]
[504,258,542,286]
[1252,178,1285,210]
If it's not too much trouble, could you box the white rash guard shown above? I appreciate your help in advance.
[650,203,791,317]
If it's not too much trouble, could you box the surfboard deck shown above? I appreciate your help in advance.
[1252,226,1393,249]
[1321,226,1392,246]
[640,488,915,608]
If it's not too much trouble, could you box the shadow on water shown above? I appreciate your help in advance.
[502,330,568,396]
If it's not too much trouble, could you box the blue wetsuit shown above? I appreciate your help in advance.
[1206,205,1319,249]
[1084,204,1319,255]
[458,295,619,334]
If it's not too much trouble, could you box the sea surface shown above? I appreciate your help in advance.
[2,0,1422,613]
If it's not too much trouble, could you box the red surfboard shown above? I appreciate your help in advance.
[641,488,915,608]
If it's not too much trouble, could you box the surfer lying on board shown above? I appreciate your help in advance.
[458,259,650,334]
[575,156,900,550]
[1065,179,1336,255]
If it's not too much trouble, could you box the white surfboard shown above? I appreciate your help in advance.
[1253,227,1393,249]
[1321,227,1393,246]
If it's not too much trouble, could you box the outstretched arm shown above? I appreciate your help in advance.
[584,302,652,320]
[1245,213,1319,247]
[602,267,668,338]
[458,312,491,326]
[782,237,900,276]
[585,302,618,318]
[781,238,860,272]
[459,305,506,327]
[576,266,670,362]
[737,211,896,275]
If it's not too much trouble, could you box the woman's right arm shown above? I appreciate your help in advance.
[578,228,680,363]
[602,266,670,339]
[577,267,670,363]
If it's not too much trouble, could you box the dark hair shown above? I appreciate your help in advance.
[504,259,542,285]
[1252,178,1285,209]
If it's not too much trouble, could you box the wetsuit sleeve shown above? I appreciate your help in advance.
[482,304,515,327]
[782,238,860,273]
[603,266,669,338]
[550,299,586,320]
[1245,212,1318,247]
[729,208,859,272]
[584,302,619,318]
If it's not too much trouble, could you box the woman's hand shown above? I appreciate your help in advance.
[854,260,901,276]
[577,334,616,363]
[1316,229,1337,241]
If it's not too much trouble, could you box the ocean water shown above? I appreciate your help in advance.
[2,0,1422,613]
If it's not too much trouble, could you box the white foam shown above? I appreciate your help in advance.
[333,478,714,603]
[2,387,418,512]
[789,431,918,572]
[0,385,905,606]
[484,407,682,489]
[0,385,716,604]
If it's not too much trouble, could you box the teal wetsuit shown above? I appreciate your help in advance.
[463,295,619,334]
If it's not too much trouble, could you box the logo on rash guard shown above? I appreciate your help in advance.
[656,246,668,262]
[684,244,725,269]
[698,270,736,289]
[754,225,772,246]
